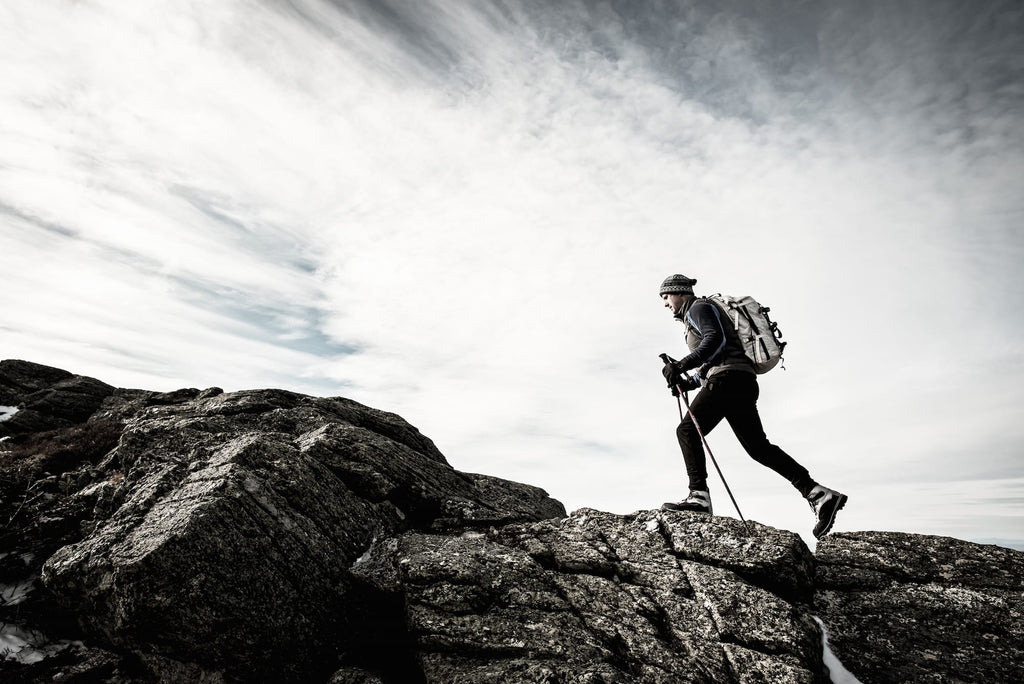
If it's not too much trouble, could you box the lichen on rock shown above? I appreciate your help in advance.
[2,359,1023,683]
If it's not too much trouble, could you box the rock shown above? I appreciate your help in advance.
[39,386,565,682]
[329,666,388,683]
[4,360,1024,683]
[0,360,115,437]
[457,473,569,527]
[657,512,815,602]
[815,531,1024,683]
[352,509,825,683]
[0,415,134,683]
[0,419,125,489]
[0,359,73,404]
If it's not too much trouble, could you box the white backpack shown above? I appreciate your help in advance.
[705,294,787,374]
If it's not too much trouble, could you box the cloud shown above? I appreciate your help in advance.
[2,0,1022,547]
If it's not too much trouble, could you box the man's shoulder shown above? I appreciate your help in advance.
[681,299,723,330]
[688,298,720,317]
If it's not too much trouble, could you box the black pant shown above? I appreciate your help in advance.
[676,371,815,496]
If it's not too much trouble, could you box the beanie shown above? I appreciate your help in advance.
[659,274,697,296]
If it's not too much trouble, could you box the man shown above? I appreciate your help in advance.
[658,273,847,539]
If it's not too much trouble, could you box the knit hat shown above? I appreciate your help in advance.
[659,274,697,296]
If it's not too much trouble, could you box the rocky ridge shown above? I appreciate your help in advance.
[1,359,1022,683]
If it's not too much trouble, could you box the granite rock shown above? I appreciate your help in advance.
[815,531,1024,683]
[3,360,1024,684]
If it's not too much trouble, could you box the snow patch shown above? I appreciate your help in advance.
[814,616,863,684]
[0,580,36,606]
[0,406,18,422]
[645,518,660,533]
[353,536,378,567]
[0,623,75,664]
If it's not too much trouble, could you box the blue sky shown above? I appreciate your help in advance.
[2,0,1022,549]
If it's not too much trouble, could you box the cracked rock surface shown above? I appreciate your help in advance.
[3,360,1024,683]
[2,360,564,682]
[352,508,825,683]
[815,531,1024,684]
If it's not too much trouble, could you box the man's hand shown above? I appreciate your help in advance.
[662,359,701,395]
[662,359,683,386]
[660,353,699,395]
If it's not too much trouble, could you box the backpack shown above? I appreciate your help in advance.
[705,294,787,374]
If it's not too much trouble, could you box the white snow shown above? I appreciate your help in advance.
[353,536,378,567]
[0,406,18,422]
[0,580,35,607]
[0,623,73,664]
[814,617,864,684]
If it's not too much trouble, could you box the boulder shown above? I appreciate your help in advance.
[0,359,73,403]
[0,360,114,437]
[38,387,565,682]
[815,531,1024,683]
[4,360,1024,683]
[351,508,826,683]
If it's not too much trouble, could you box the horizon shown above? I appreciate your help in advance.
[3,0,1022,551]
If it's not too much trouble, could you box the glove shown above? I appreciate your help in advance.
[663,360,701,395]
[662,359,684,387]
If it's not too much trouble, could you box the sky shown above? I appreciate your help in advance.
[2,0,1022,550]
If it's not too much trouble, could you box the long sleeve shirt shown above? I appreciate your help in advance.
[675,298,755,379]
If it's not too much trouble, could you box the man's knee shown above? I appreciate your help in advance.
[676,419,700,444]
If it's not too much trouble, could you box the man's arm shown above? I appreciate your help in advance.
[678,300,727,371]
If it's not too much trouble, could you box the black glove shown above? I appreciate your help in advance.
[662,359,684,387]
[662,360,701,395]
[660,353,699,395]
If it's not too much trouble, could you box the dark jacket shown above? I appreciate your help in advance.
[675,297,755,380]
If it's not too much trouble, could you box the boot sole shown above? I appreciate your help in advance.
[813,494,848,539]
[661,503,713,515]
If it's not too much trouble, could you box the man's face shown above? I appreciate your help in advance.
[663,293,687,315]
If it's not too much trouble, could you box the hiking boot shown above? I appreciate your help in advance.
[807,485,847,539]
[661,490,713,515]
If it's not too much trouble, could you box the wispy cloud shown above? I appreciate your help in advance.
[2,0,1022,546]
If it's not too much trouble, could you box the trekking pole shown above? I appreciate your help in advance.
[660,354,752,534]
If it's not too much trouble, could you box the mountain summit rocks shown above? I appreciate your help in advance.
[1,359,1022,683]
[816,530,1024,683]
[349,509,824,683]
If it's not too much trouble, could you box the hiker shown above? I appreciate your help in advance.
[657,273,847,538]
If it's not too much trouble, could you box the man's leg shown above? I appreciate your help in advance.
[688,372,847,537]
[675,382,728,492]
[718,373,817,496]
